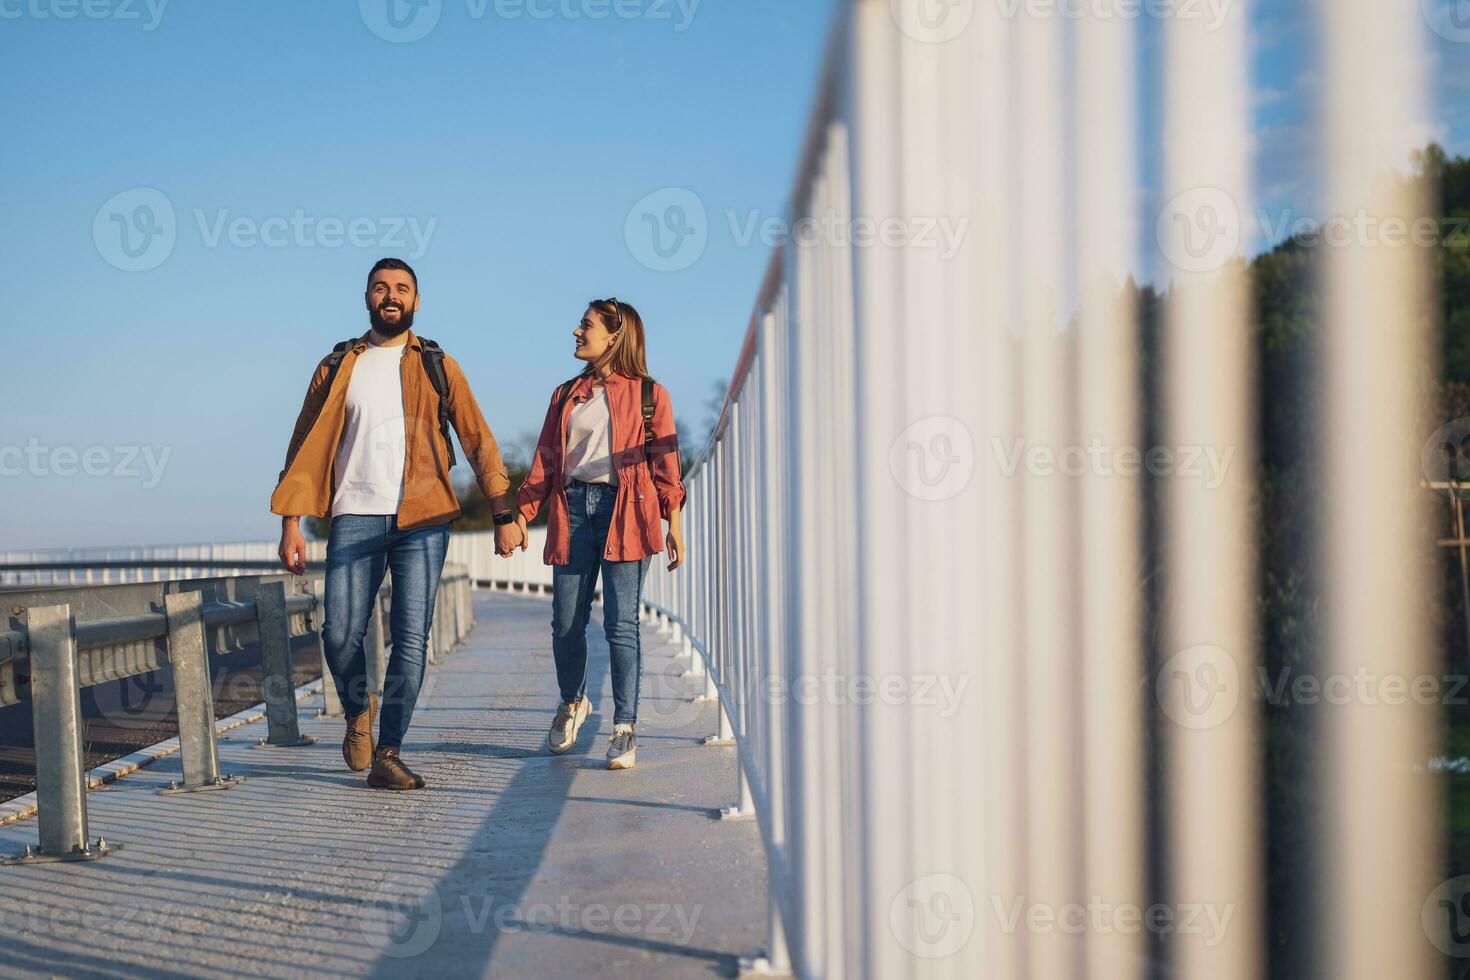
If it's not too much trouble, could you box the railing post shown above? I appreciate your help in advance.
[307,578,343,718]
[252,581,316,749]
[159,591,242,794]
[719,749,755,823]
[447,580,461,649]
[365,591,387,696]
[427,590,441,666]
[5,603,120,864]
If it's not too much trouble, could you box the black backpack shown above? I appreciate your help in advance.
[554,374,657,466]
[320,337,457,468]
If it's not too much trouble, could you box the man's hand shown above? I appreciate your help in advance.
[278,520,307,575]
[494,518,524,558]
[665,526,685,571]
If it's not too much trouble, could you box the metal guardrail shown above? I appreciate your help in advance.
[0,561,472,865]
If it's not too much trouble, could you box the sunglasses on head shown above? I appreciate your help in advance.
[604,297,623,332]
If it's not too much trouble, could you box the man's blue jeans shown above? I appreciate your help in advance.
[323,514,450,750]
[552,480,651,726]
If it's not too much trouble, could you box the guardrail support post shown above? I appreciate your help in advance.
[307,579,344,717]
[159,591,242,795]
[5,603,121,865]
[366,593,387,696]
[718,754,755,822]
[739,888,792,977]
[456,577,465,639]
[252,581,316,749]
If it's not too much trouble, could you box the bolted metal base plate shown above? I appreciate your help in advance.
[5,841,123,866]
[716,805,757,822]
[702,735,736,747]
[251,735,318,749]
[737,952,792,978]
[157,774,245,796]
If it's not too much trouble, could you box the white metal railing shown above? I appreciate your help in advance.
[503,3,1434,980]
[3,0,1442,972]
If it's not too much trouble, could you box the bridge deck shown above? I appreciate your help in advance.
[0,591,766,980]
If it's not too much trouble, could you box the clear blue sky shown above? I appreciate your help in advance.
[1,0,1466,550]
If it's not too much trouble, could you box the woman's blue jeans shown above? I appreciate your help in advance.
[552,480,651,726]
[323,514,450,750]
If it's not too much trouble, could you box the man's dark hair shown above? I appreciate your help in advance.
[367,257,418,291]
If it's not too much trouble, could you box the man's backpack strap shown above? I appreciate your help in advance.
[417,339,458,469]
[278,339,357,484]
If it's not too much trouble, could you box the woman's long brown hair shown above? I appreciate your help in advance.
[588,298,652,380]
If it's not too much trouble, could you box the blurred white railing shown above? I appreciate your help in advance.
[2,0,1443,974]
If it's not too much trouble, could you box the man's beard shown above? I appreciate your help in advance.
[369,303,415,337]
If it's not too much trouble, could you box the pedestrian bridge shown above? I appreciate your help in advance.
[0,0,1445,977]
[0,586,768,979]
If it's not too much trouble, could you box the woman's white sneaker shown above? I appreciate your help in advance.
[607,724,637,770]
[548,698,589,754]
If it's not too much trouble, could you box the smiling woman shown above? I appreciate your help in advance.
[514,297,687,771]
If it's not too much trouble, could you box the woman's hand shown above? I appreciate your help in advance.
[665,525,685,571]
[495,515,527,557]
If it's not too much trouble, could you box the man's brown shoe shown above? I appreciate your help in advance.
[342,693,378,772]
[367,747,425,790]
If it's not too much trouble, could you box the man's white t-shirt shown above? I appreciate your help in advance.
[331,342,408,517]
[564,382,617,485]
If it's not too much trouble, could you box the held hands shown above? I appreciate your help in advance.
[495,515,530,558]
[278,521,307,576]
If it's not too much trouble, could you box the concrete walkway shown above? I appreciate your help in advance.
[0,591,768,979]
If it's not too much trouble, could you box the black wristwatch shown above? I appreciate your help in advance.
[493,511,516,526]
